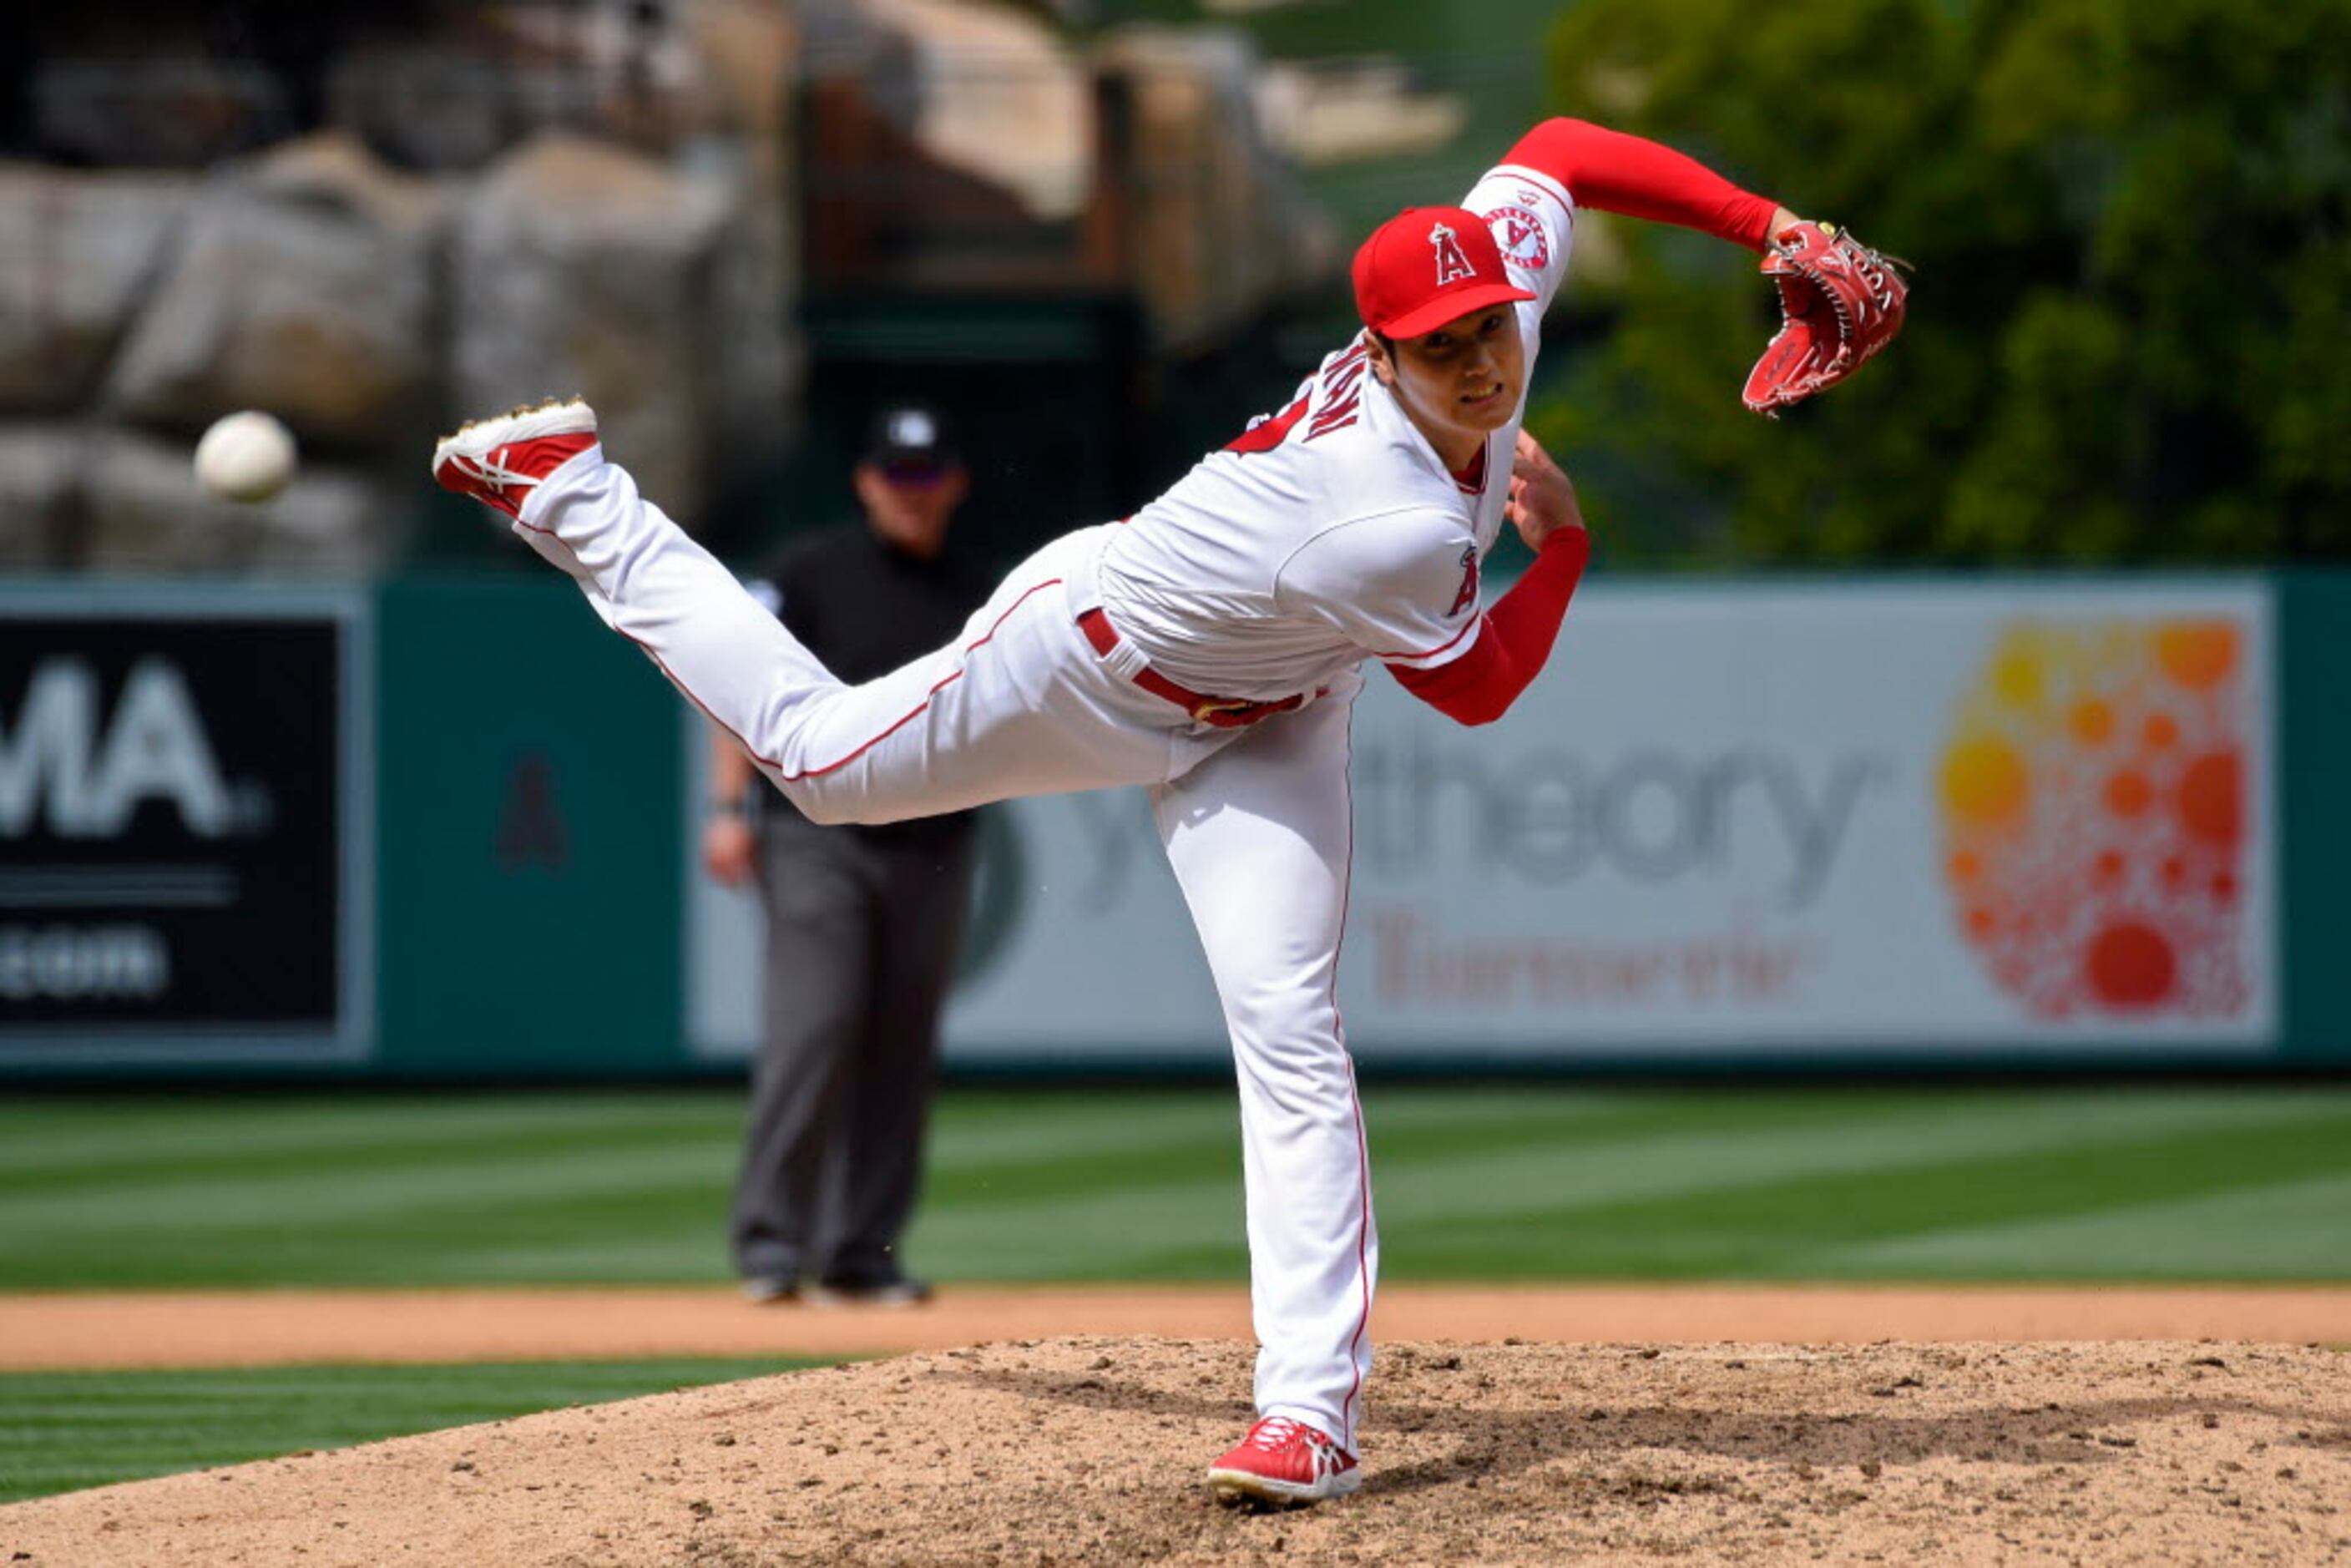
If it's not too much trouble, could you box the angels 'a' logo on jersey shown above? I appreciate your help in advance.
[1484,205,1550,271]
[1429,222,1476,286]
[1448,543,1480,617]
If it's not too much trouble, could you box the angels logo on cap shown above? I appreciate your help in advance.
[1352,204,1538,340]
[1430,222,1476,286]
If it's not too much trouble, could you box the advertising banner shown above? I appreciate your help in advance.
[686,581,2275,1067]
[0,586,372,1063]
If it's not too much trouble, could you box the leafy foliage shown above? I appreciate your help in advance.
[1534,0,2351,564]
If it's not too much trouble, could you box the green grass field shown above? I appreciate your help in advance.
[5,1085,2348,1291]
[5,1083,2348,1505]
[0,1358,823,1505]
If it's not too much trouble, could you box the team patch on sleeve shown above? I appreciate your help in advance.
[1467,165,1575,314]
[1484,204,1550,271]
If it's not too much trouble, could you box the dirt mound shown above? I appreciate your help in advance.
[3,1336,2346,1565]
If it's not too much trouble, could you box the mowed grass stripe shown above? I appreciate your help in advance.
[0,1100,1241,1185]
[0,1087,1958,1219]
[5,1184,750,1289]
[1809,1170,2351,1278]
[0,1358,829,1505]
[918,1090,2337,1269]
[0,1093,1594,1275]
[420,1235,736,1283]
[1363,1087,1955,1159]
[0,1090,1814,1260]
[1366,1090,2341,1227]
[13,1231,726,1291]
[0,1095,744,1180]
[0,1093,1246,1216]
[926,1089,1666,1171]
[0,1097,1254,1238]
[0,1095,1254,1287]
[923,1090,1958,1212]
[908,1179,1249,1280]
[3,1087,2348,1289]
[925,1094,1240,1166]
[0,1110,745,1200]
[0,1141,740,1232]
[1390,1114,2351,1280]
[902,1095,1756,1277]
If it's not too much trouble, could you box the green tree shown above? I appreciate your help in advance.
[1533,0,2351,566]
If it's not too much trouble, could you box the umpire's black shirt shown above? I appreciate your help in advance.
[751,524,993,847]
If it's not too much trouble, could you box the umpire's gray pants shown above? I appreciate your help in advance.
[729,809,976,1284]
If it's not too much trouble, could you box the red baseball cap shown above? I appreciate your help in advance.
[1352,205,1537,338]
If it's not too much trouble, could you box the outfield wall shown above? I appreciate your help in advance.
[3,569,2344,1078]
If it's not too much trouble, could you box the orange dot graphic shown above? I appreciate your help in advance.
[1992,648,2044,708]
[2177,751,2241,845]
[2087,922,2177,1009]
[2104,769,2152,817]
[2156,622,2237,690]
[1942,618,2252,1023]
[1943,739,2028,825]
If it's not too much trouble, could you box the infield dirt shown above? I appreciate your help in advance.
[7,1282,2351,1369]
[3,1329,2347,1566]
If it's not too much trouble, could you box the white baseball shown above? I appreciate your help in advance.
[194,411,298,503]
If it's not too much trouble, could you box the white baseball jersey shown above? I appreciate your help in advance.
[1094,162,1577,702]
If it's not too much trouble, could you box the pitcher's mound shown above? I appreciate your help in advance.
[3,1336,2345,1565]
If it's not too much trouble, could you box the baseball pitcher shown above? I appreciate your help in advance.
[432,116,1905,1506]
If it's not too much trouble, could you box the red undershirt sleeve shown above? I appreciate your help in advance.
[1505,118,1778,252]
[1389,529,1590,726]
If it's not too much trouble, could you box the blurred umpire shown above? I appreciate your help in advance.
[701,404,992,1306]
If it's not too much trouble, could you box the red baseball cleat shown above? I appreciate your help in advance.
[1206,1416,1361,1505]
[430,397,599,519]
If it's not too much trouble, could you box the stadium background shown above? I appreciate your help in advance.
[1,0,2346,1515]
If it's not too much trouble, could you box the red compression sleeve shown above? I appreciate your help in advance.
[1390,529,1590,726]
[1505,118,1778,251]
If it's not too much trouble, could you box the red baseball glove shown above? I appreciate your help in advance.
[1742,220,1909,416]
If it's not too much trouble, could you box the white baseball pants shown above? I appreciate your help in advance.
[517,449,1381,1451]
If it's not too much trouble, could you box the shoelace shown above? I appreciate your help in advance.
[447,446,535,493]
[1242,1417,1316,1452]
